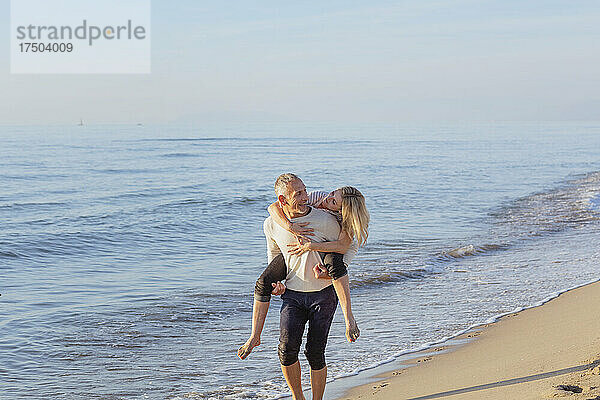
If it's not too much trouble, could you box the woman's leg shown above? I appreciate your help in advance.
[321,253,360,343]
[238,254,287,359]
[254,253,287,302]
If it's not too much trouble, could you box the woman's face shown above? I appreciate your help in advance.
[323,189,342,212]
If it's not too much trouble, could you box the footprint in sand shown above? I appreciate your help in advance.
[372,382,389,394]
[556,384,583,393]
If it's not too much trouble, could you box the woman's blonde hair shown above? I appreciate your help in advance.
[339,186,370,247]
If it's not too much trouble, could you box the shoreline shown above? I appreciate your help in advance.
[330,279,600,400]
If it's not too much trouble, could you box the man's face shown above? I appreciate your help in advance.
[323,189,342,212]
[283,179,309,213]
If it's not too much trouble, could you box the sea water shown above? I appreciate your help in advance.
[1,122,600,399]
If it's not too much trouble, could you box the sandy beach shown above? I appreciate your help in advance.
[339,280,600,400]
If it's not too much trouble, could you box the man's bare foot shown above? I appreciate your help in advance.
[346,319,360,343]
[237,336,260,360]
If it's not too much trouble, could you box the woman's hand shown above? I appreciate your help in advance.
[289,222,314,238]
[287,238,312,256]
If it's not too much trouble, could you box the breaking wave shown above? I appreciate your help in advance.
[441,243,506,259]
[490,171,600,241]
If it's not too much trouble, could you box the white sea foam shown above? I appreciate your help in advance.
[589,194,600,211]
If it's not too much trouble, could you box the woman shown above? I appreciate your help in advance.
[238,186,370,360]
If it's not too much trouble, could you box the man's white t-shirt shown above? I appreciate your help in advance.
[264,207,340,292]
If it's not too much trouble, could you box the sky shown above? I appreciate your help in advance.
[1,0,599,125]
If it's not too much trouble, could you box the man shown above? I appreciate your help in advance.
[238,173,344,400]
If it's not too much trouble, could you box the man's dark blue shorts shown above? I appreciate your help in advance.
[278,285,338,370]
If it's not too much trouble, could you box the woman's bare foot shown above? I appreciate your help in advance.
[346,318,360,343]
[237,336,261,360]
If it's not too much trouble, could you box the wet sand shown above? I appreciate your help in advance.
[338,280,600,400]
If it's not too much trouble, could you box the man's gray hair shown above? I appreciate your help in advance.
[274,173,299,196]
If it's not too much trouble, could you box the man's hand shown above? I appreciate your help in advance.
[313,264,331,280]
[271,281,286,296]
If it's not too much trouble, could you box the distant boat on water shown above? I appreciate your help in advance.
[78,119,84,126]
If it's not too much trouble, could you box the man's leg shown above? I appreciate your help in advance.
[310,366,327,400]
[279,290,308,400]
[281,361,305,400]
[305,285,338,400]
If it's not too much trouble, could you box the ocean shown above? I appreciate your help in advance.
[2,122,600,399]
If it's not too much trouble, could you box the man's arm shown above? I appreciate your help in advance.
[266,236,282,264]
[264,218,282,264]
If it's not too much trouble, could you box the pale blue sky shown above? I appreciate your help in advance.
[1,0,599,124]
